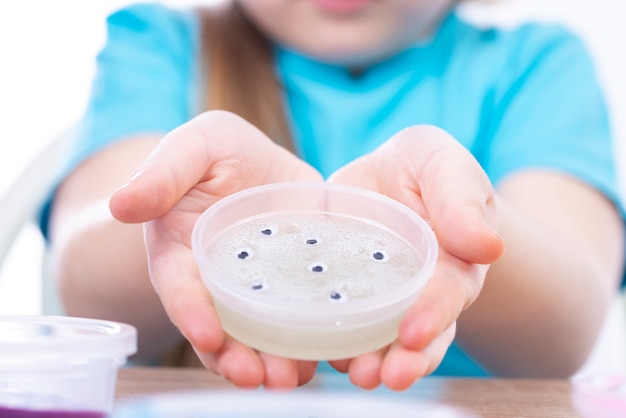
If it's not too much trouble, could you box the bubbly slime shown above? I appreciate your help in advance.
[203,212,425,360]
[206,212,421,302]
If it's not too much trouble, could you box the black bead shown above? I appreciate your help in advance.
[329,292,344,301]
[372,251,385,260]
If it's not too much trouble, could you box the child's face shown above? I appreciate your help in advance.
[236,0,456,68]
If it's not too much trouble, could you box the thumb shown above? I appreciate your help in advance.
[414,130,504,265]
[369,125,505,265]
[110,110,321,224]
[109,117,211,224]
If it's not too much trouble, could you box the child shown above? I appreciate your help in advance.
[46,0,624,390]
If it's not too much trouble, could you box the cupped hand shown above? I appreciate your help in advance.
[109,110,323,388]
[327,125,505,390]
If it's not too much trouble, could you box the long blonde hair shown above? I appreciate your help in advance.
[197,1,484,151]
[198,2,293,151]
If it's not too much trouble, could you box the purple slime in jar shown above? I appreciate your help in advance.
[0,406,105,418]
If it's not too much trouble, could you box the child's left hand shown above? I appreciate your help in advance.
[110,110,325,388]
[327,125,505,390]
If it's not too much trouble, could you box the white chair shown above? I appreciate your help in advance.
[575,292,626,376]
[0,128,74,315]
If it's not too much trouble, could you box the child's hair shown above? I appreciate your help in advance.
[197,0,484,151]
[199,2,293,151]
[158,3,294,367]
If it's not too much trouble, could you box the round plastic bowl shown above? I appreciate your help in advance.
[192,182,438,360]
[0,315,137,417]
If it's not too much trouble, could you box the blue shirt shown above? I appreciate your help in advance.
[49,3,623,377]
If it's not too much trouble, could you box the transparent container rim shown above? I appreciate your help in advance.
[192,182,439,317]
[0,315,137,362]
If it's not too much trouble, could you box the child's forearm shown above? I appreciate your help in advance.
[52,211,182,363]
[457,171,624,377]
[49,135,183,363]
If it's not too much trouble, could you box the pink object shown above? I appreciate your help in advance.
[311,0,372,15]
[573,374,626,417]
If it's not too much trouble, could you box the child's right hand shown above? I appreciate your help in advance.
[110,110,324,388]
[327,125,505,390]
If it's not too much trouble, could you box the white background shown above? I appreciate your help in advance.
[1,0,625,314]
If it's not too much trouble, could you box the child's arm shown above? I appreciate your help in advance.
[52,110,324,387]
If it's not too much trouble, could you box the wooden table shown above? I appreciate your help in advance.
[114,367,584,417]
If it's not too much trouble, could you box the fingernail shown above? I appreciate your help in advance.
[127,169,143,184]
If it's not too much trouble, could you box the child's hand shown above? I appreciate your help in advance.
[327,125,505,390]
[110,110,323,388]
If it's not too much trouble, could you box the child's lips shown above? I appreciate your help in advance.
[310,0,373,15]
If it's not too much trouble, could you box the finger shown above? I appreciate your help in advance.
[110,110,322,223]
[330,125,505,265]
[326,153,379,191]
[327,358,351,374]
[399,251,488,351]
[198,336,266,388]
[109,116,221,224]
[346,347,388,390]
[257,355,318,388]
[381,324,456,391]
[143,216,224,353]
[296,361,319,386]
[259,353,300,388]
[395,127,504,264]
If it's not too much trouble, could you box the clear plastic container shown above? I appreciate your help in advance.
[0,315,137,417]
[192,182,438,360]
[113,390,476,418]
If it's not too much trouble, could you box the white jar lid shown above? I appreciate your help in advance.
[0,315,137,369]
